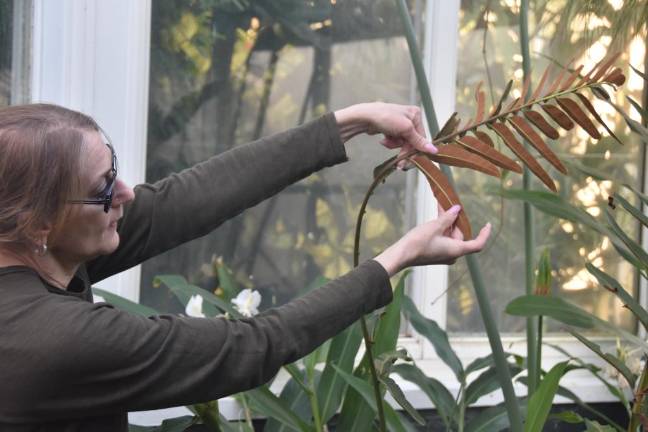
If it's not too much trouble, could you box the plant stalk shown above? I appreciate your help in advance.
[195,401,222,432]
[307,371,324,432]
[458,383,467,432]
[629,359,648,432]
[519,0,539,396]
[394,1,524,430]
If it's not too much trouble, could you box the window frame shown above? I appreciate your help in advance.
[29,0,644,424]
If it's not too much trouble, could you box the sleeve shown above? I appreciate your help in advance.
[86,113,347,283]
[23,260,392,418]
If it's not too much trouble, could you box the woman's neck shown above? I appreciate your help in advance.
[0,249,77,289]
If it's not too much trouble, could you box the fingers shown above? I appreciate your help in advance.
[460,223,491,254]
[437,205,462,232]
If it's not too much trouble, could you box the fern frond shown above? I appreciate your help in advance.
[392,52,627,238]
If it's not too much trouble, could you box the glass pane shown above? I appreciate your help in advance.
[0,0,30,105]
[447,1,643,334]
[142,1,420,314]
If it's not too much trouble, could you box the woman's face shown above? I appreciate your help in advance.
[48,131,135,264]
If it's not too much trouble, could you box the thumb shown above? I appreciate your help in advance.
[403,126,438,155]
[438,204,461,231]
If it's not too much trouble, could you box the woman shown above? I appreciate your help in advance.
[0,103,490,431]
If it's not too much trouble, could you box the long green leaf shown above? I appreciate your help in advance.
[392,364,456,431]
[506,295,595,328]
[332,365,412,432]
[524,361,570,432]
[246,387,311,432]
[489,188,604,234]
[93,288,159,317]
[586,263,648,332]
[465,352,523,375]
[336,273,407,431]
[373,271,407,357]
[402,295,464,380]
[155,275,241,318]
[613,193,648,228]
[465,365,523,406]
[464,399,527,432]
[506,295,648,350]
[517,375,625,431]
[381,376,425,425]
[567,329,637,389]
[585,419,618,431]
[605,207,648,268]
[215,259,240,301]
[316,323,362,423]
[546,343,629,410]
[264,371,320,432]
[128,416,196,432]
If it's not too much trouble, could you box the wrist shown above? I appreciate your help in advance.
[334,104,370,143]
[374,241,408,278]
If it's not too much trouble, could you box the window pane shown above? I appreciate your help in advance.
[142,1,420,313]
[447,1,643,334]
[0,0,30,106]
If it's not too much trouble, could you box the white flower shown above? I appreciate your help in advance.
[231,289,261,317]
[186,294,206,318]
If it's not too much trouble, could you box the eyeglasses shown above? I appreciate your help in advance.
[68,143,118,213]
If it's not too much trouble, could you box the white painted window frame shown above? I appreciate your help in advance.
[28,0,642,425]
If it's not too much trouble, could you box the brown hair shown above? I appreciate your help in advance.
[0,103,101,255]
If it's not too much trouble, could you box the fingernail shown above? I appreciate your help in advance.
[425,143,438,154]
[449,204,461,214]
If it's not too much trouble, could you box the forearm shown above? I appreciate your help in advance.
[87,113,347,282]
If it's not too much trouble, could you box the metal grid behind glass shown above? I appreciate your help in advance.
[142,1,420,315]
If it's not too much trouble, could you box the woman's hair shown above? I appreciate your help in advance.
[0,103,101,254]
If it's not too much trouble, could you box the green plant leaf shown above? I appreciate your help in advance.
[585,419,618,431]
[331,365,412,432]
[465,352,523,375]
[464,399,527,432]
[316,323,363,423]
[245,386,311,432]
[402,295,464,380]
[567,329,637,389]
[155,275,241,318]
[488,188,604,234]
[630,64,647,81]
[215,258,239,301]
[605,207,648,268]
[586,263,648,332]
[626,96,648,123]
[264,370,319,432]
[506,295,648,350]
[381,376,425,425]
[465,364,523,406]
[303,339,331,375]
[549,411,584,424]
[392,364,456,431]
[374,349,411,377]
[128,416,196,432]
[613,193,648,228]
[524,361,570,432]
[373,271,408,356]
[506,295,595,328]
[546,343,630,411]
[335,271,408,432]
[93,288,159,317]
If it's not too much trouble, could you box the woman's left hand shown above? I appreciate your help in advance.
[334,102,438,169]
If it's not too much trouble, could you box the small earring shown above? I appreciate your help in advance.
[35,243,48,256]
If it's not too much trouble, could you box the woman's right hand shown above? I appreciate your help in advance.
[374,205,491,277]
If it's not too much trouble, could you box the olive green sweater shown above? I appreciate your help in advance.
[0,114,393,431]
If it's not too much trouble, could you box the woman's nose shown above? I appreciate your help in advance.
[112,178,135,207]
